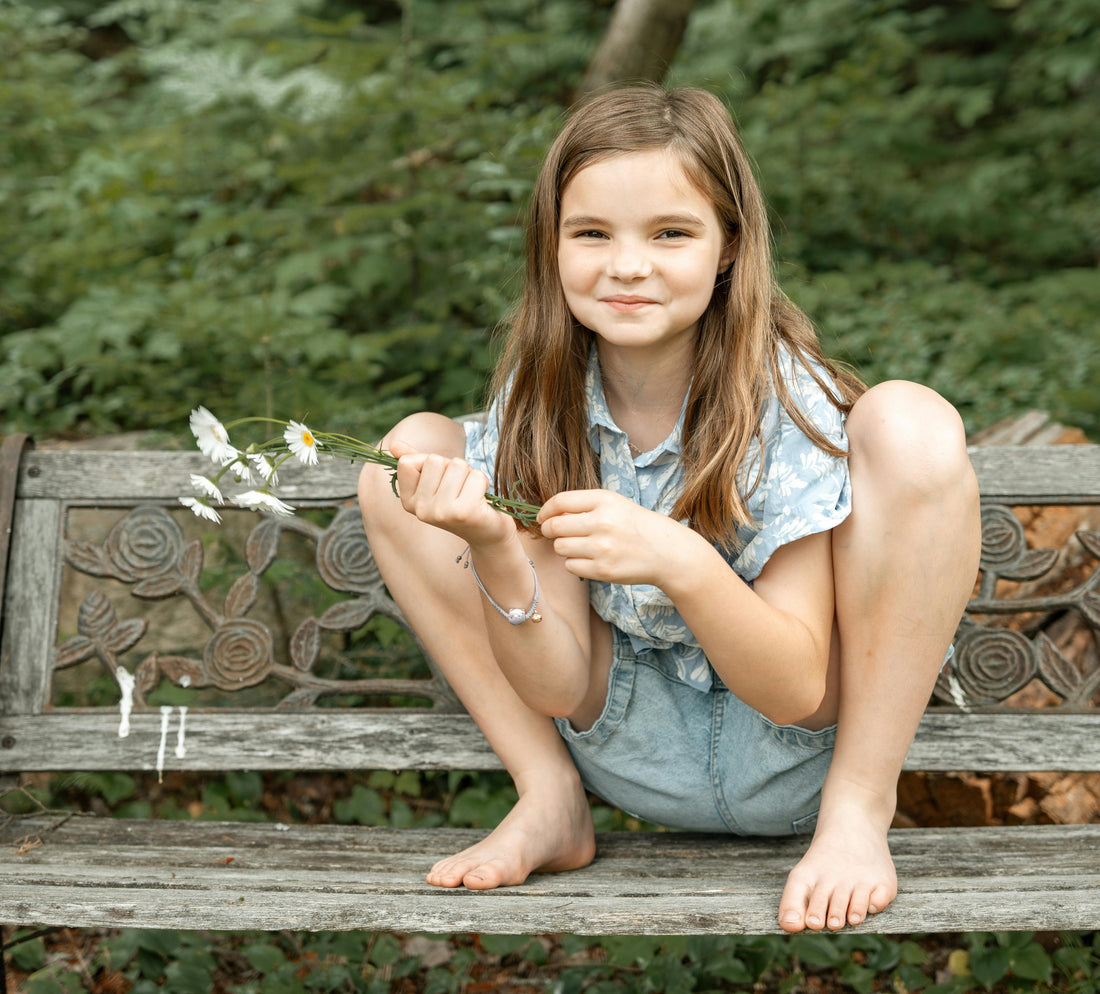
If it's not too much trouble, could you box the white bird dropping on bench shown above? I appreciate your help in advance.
[175,706,189,759]
[116,667,136,737]
[946,672,971,712]
[156,706,172,782]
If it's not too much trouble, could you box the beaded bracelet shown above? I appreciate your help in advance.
[456,546,542,625]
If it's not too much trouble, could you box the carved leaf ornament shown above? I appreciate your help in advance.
[55,500,1100,712]
[57,504,458,710]
[935,503,1100,708]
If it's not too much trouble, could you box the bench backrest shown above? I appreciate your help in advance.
[2,436,1099,776]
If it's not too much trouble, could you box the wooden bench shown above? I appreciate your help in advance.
[1,429,1099,938]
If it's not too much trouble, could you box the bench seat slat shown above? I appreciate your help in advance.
[3,711,1100,773]
[15,445,1100,502]
[1,817,1097,934]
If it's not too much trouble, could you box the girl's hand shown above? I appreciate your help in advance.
[390,439,516,551]
[537,489,704,586]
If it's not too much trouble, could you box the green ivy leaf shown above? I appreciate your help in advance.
[243,940,286,975]
[333,784,386,826]
[968,943,1011,990]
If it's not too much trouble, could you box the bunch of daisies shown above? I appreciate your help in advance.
[181,407,540,525]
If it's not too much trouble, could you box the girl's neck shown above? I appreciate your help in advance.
[597,338,694,454]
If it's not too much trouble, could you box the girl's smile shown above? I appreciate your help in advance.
[602,294,659,312]
[557,148,735,358]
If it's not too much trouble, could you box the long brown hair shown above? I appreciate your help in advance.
[491,85,865,549]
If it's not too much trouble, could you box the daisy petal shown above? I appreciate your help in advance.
[189,474,224,504]
[189,406,236,464]
[250,453,279,484]
[226,456,254,485]
[179,496,222,524]
[231,490,295,516]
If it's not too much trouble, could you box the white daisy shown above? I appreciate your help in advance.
[231,490,295,516]
[189,406,237,464]
[226,456,254,485]
[250,453,279,484]
[284,420,321,466]
[188,474,224,504]
[178,496,222,524]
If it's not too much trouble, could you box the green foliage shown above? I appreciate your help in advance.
[2,0,1097,440]
[677,0,1100,435]
[0,0,585,438]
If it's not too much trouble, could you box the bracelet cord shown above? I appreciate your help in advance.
[457,546,542,625]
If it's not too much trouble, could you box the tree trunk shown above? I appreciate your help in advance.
[579,0,696,98]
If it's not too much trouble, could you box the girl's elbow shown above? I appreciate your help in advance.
[517,676,588,721]
[762,667,829,727]
[547,684,589,721]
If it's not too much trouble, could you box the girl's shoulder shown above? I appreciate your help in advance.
[762,345,847,445]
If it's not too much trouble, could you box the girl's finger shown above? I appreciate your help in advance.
[540,510,594,540]
[537,489,606,524]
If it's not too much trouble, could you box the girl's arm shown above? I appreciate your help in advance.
[538,490,835,725]
[391,442,593,717]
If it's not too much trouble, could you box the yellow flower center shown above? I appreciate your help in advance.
[302,431,315,447]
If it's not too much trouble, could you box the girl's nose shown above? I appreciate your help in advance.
[607,241,652,281]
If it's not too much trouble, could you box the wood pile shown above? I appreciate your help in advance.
[895,411,1100,829]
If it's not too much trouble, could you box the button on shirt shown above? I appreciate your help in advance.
[464,347,852,692]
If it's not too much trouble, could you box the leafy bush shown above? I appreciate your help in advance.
[2,0,1097,440]
[0,0,589,438]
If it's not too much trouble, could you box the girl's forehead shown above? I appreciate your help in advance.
[560,148,709,205]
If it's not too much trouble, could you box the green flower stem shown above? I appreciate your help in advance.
[223,420,542,527]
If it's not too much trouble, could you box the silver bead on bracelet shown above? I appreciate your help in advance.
[456,546,542,625]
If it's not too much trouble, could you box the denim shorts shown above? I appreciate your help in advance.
[553,627,835,836]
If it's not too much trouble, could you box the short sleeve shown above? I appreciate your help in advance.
[463,382,510,482]
[730,359,852,583]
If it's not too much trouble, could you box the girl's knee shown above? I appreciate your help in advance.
[357,412,467,531]
[380,411,466,453]
[847,381,974,498]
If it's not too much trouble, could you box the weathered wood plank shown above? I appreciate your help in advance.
[904,711,1100,770]
[3,710,1099,773]
[0,499,63,715]
[17,451,361,502]
[0,435,33,624]
[0,712,503,772]
[1,818,1096,933]
[967,444,1100,503]
[15,446,1100,503]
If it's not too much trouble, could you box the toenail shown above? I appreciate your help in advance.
[850,915,862,925]
[868,904,878,914]
[807,915,821,926]
[828,917,841,928]
[782,911,801,923]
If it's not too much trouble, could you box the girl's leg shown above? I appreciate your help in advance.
[778,381,982,931]
[358,412,596,889]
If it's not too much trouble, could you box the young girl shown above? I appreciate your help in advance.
[357,86,981,932]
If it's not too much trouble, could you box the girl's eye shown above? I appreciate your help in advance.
[576,230,608,239]
[658,229,689,240]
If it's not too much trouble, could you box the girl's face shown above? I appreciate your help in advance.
[557,148,734,360]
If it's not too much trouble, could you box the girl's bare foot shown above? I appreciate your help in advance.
[777,784,897,932]
[426,773,596,890]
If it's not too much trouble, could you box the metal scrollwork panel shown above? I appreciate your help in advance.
[936,502,1100,709]
[54,504,461,711]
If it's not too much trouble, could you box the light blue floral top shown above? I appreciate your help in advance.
[464,347,852,692]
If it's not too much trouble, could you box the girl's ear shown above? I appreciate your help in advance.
[718,230,738,273]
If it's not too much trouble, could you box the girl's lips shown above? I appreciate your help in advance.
[602,295,657,312]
